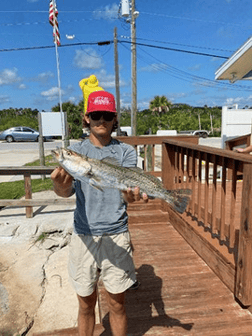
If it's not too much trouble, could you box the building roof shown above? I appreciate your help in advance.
[215,36,252,82]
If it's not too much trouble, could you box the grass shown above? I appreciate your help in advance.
[24,154,57,167]
[0,178,54,200]
[0,155,56,200]
[34,232,49,244]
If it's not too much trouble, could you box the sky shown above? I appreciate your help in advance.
[1,0,252,112]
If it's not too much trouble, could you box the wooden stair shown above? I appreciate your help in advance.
[128,199,168,224]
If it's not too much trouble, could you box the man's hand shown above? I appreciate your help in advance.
[51,167,74,198]
[235,148,246,153]
[122,187,148,203]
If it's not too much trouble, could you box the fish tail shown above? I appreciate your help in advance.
[164,189,192,214]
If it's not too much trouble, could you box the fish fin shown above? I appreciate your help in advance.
[89,178,104,192]
[129,167,144,173]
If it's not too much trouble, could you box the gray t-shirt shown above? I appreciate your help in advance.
[69,138,137,235]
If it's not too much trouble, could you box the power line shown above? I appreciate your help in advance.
[0,40,229,60]
[0,41,111,53]
[141,11,252,29]
[120,42,252,92]
[121,36,234,53]
[118,40,229,59]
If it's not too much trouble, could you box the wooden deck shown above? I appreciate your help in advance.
[34,199,252,336]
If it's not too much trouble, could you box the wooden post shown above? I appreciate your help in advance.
[24,172,33,218]
[235,163,252,306]
[38,112,45,181]
[131,0,137,136]
[162,142,175,190]
[114,27,121,136]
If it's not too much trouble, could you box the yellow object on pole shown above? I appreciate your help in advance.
[79,75,104,113]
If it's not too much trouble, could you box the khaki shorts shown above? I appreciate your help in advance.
[68,231,136,297]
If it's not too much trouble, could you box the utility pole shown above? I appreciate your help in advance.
[114,27,121,136]
[131,0,137,136]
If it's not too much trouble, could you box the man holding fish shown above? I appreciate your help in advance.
[51,90,148,336]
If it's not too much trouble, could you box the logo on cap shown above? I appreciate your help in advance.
[93,96,111,106]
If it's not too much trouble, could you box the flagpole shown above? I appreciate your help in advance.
[54,40,65,146]
[52,0,66,147]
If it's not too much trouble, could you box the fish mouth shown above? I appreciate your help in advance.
[51,148,60,159]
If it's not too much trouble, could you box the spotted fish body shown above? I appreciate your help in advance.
[52,147,192,214]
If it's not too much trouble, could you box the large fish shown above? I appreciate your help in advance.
[52,147,192,214]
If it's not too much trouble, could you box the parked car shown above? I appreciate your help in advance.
[192,130,209,138]
[0,126,50,142]
[179,130,209,138]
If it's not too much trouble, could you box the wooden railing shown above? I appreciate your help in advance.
[0,135,198,218]
[0,167,76,218]
[225,133,251,150]
[116,135,198,177]
[2,136,252,308]
[161,139,252,307]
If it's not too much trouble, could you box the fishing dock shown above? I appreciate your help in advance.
[1,134,252,335]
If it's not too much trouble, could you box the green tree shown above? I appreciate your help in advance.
[137,109,159,135]
[120,107,131,127]
[149,95,172,114]
[0,108,39,131]
[52,101,83,139]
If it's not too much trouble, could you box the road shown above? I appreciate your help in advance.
[0,140,78,182]
[199,137,222,148]
[0,139,78,152]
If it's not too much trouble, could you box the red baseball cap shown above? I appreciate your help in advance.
[86,91,117,114]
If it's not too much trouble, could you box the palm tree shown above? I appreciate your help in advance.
[149,95,172,114]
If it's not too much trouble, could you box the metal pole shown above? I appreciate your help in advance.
[114,27,121,136]
[52,0,67,148]
[131,0,137,136]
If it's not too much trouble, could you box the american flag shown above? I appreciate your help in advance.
[49,0,60,46]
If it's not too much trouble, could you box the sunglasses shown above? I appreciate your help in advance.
[89,112,115,122]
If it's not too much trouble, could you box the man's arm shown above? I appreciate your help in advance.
[51,167,74,198]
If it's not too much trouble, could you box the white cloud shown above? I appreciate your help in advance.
[40,84,75,103]
[37,71,54,83]
[169,92,187,101]
[188,64,202,72]
[0,95,10,104]
[19,84,26,90]
[225,97,245,105]
[93,3,119,21]
[41,87,65,101]
[68,96,78,104]
[98,69,127,89]
[0,68,21,86]
[73,49,103,69]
